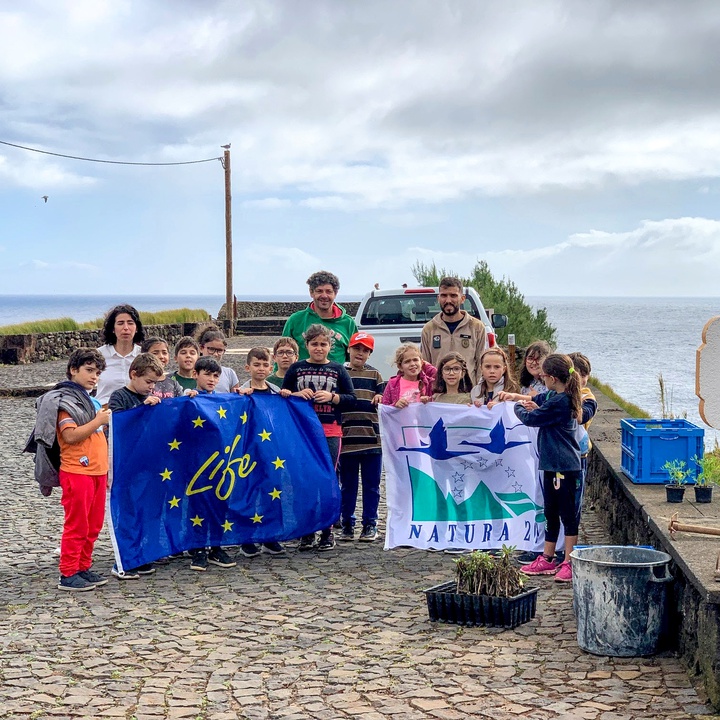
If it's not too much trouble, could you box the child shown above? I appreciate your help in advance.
[511,354,583,583]
[196,325,239,393]
[432,352,473,404]
[187,356,238,571]
[108,353,164,413]
[236,348,285,558]
[193,356,222,394]
[142,337,183,399]
[33,349,112,591]
[471,347,519,406]
[519,340,552,397]
[339,332,384,542]
[381,343,436,407]
[172,336,200,391]
[568,352,598,523]
[267,337,299,388]
[238,347,281,395]
[281,324,356,551]
[108,353,164,579]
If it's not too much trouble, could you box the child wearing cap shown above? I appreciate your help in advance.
[339,332,385,542]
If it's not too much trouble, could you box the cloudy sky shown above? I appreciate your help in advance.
[2,0,720,297]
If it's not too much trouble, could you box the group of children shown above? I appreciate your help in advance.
[43,312,595,591]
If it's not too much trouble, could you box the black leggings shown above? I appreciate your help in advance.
[542,470,582,543]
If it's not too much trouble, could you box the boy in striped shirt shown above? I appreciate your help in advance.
[339,332,384,542]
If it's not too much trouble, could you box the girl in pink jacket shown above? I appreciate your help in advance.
[381,343,436,407]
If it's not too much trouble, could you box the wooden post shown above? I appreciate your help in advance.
[222,145,234,337]
[508,333,516,370]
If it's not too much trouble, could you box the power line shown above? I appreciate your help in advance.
[0,139,222,166]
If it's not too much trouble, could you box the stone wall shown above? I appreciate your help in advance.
[218,301,360,320]
[586,391,720,709]
[0,323,205,364]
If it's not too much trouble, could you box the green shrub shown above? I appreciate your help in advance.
[0,308,210,335]
[412,260,557,347]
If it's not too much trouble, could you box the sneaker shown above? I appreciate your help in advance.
[298,534,316,552]
[317,532,336,552]
[190,550,209,572]
[136,563,156,575]
[261,541,286,556]
[516,550,541,565]
[359,525,378,542]
[111,565,140,580]
[78,569,108,587]
[239,543,261,558]
[520,555,559,576]
[57,572,95,592]
[554,560,573,583]
[339,525,355,541]
[208,548,237,568]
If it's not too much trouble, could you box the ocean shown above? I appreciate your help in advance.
[1,294,718,444]
[530,296,720,445]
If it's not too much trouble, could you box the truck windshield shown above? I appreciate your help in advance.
[359,293,480,326]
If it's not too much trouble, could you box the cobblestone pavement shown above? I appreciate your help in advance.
[1,358,718,719]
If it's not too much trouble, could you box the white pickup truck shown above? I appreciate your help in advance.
[354,287,507,381]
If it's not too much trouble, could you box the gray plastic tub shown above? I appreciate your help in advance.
[570,546,673,657]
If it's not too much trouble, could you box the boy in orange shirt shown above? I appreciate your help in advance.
[55,349,112,591]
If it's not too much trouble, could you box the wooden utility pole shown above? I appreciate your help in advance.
[222,145,234,336]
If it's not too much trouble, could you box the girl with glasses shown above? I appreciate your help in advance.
[519,340,552,397]
[431,352,473,404]
[195,325,240,393]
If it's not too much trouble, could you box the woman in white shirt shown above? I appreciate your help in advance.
[95,305,144,405]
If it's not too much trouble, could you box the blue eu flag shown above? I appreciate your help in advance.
[109,394,339,570]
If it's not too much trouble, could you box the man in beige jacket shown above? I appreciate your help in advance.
[420,277,487,384]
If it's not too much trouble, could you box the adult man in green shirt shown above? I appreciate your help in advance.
[282,271,358,364]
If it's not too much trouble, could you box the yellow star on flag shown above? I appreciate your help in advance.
[259,429,271,441]
[241,411,248,424]
[191,515,204,527]
[269,488,281,500]
[192,416,205,428]
[222,520,233,532]
[168,496,180,508]
[272,457,285,470]
[217,407,227,419]
[251,513,263,523]
[168,439,181,451]
[160,468,172,481]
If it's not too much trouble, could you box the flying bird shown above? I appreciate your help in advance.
[41,196,48,203]
[397,419,479,460]
[459,419,531,455]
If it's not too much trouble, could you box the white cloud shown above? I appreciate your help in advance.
[0,153,97,191]
[241,198,292,209]
[3,2,720,205]
[25,259,100,272]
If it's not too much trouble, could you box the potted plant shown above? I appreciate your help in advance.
[424,546,538,629]
[692,453,720,503]
[662,459,691,503]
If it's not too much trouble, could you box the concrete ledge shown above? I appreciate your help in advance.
[587,388,720,708]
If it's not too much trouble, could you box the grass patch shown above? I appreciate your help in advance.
[589,376,650,419]
[0,308,210,335]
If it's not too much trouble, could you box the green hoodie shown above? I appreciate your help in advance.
[282,303,358,364]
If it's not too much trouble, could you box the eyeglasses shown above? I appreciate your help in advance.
[525,356,542,366]
[275,350,297,356]
[203,346,226,356]
[442,366,464,374]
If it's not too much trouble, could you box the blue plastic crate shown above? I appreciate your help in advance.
[620,418,704,484]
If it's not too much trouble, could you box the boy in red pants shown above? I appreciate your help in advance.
[51,349,111,590]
